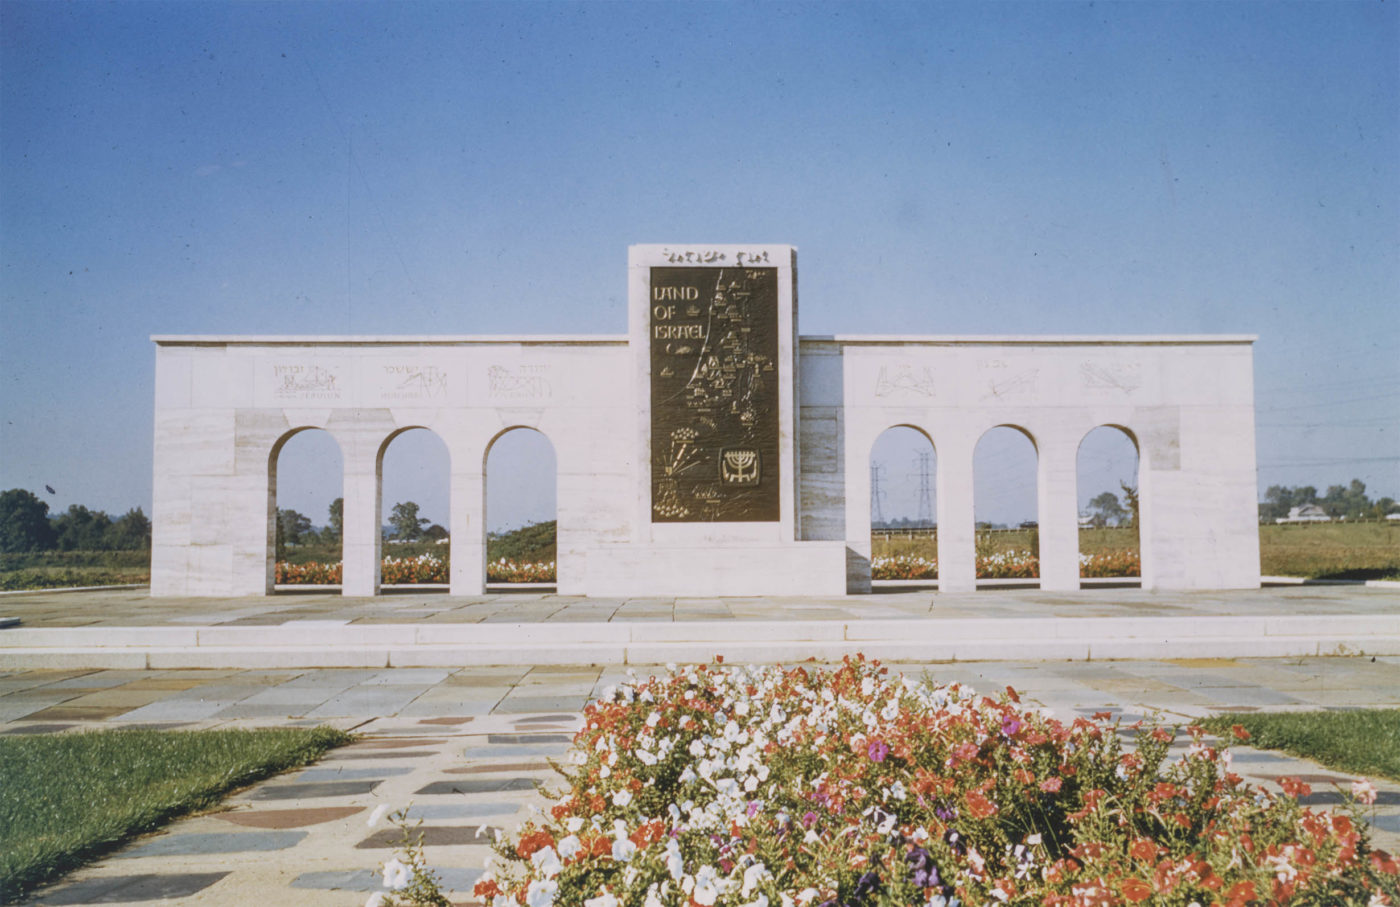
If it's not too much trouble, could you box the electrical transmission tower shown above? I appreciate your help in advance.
[911,451,934,528]
[870,463,886,526]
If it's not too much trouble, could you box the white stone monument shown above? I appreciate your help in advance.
[151,244,1261,597]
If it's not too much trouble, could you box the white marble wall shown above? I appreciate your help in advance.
[151,262,1259,598]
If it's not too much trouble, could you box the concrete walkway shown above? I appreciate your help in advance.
[3,584,1399,904]
[2,584,1398,668]
[5,654,1400,905]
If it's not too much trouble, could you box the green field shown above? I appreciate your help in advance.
[2,521,1393,590]
[1258,521,1400,581]
[0,726,349,901]
[874,521,1400,581]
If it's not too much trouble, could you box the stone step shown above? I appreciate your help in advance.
[2,619,1398,669]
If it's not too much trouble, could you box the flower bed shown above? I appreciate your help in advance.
[871,551,1141,581]
[1080,550,1140,579]
[488,558,557,583]
[275,556,557,584]
[275,560,343,584]
[372,658,1399,907]
[382,554,448,584]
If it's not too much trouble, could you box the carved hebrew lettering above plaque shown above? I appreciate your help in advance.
[650,267,779,522]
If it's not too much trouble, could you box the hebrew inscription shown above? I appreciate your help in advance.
[1079,361,1142,394]
[489,364,552,400]
[271,364,342,401]
[875,364,935,397]
[379,365,448,400]
[650,267,780,522]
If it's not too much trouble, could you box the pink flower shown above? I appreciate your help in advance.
[1352,778,1378,805]
[867,740,890,763]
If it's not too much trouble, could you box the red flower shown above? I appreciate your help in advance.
[1278,776,1312,798]
[1230,724,1251,740]
[1039,777,1063,793]
[965,790,998,819]
[1120,877,1153,902]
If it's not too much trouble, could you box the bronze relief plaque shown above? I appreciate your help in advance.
[650,266,780,522]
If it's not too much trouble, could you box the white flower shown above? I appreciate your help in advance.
[367,804,390,827]
[741,861,770,896]
[566,816,584,833]
[796,888,820,905]
[636,748,658,765]
[557,834,582,859]
[585,891,619,907]
[1353,778,1379,805]
[666,840,685,880]
[741,896,769,907]
[365,893,386,907]
[382,858,411,891]
[611,789,632,807]
[526,878,558,907]
[531,845,562,879]
[613,837,637,862]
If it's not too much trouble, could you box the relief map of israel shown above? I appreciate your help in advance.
[649,267,780,522]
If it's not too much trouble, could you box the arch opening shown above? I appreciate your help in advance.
[484,427,558,588]
[377,427,452,591]
[268,427,343,592]
[868,425,937,583]
[973,425,1040,588]
[1077,425,1141,586]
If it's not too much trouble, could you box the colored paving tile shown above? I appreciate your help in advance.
[324,749,439,760]
[115,830,308,858]
[462,743,569,758]
[486,733,572,744]
[294,765,415,781]
[402,802,523,820]
[347,737,447,748]
[18,705,131,721]
[1296,791,1400,806]
[248,779,382,800]
[1372,814,1400,833]
[417,716,474,725]
[0,722,75,735]
[214,806,365,828]
[415,778,538,795]
[444,760,553,775]
[290,867,483,893]
[356,824,503,848]
[31,872,230,904]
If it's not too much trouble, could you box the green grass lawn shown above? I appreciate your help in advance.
[1259,522,1400,581]
[1199,709,1400,783]
[0,726,350,902]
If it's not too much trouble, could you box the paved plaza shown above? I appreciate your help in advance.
[2,584,1399,904]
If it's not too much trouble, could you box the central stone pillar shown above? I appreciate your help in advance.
[581,244,846,596]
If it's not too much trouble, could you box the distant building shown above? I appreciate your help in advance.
[1277,504,1330,524]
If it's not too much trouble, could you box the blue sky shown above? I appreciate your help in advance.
[2,0,1396,531]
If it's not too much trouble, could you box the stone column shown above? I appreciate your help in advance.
[936,433,977,593]
[1037,430,1081,591]
[341,462,381,597]
[450,467,485,596]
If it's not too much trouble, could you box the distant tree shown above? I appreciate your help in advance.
[388,501,428,541]
[275,508,312,559]
[0,489,57,552]
[1086,491,1126,528]
[1375,497,1398,520]
[323,497,344,543]
[1119,482,1139,530]
[52,504,113,551]
[104,508,151,550]
[423,523,449,542]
